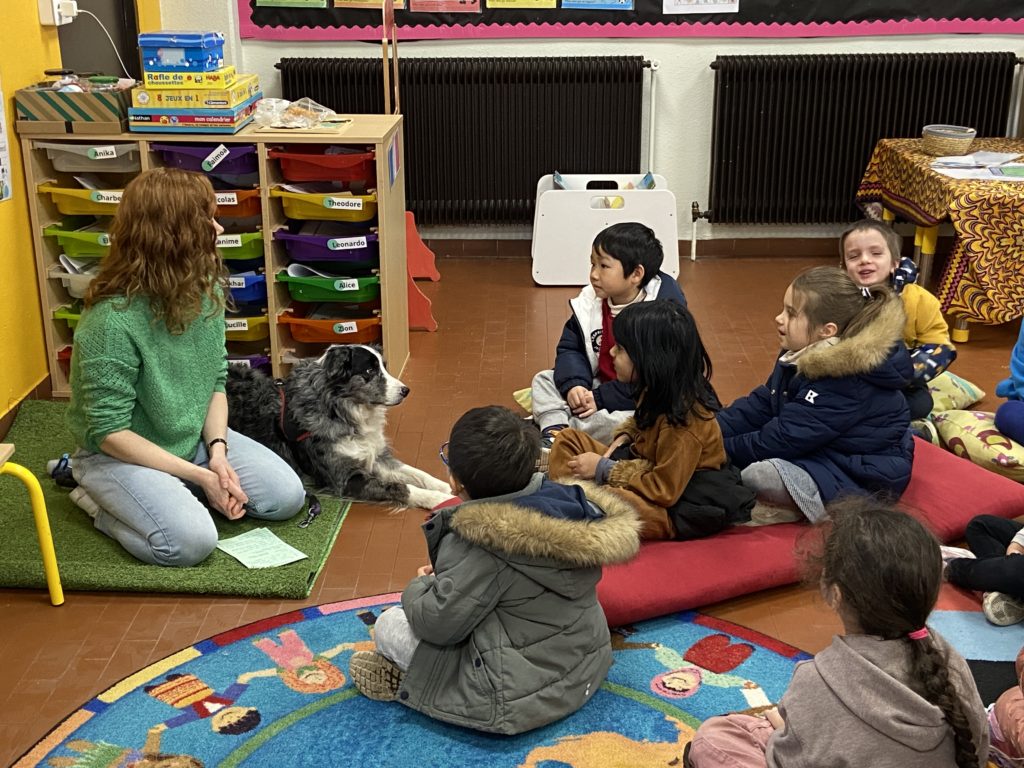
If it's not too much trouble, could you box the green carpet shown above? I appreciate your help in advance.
[0,400,349,599]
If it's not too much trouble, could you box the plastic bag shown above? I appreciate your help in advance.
[254,97,338,129]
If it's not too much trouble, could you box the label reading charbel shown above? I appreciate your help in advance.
[323,197,363,211]
[327,236,367,251]
[90,190,123,204]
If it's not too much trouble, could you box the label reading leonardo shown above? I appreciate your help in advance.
[323,197,363,211]
[225,318,249,332]
[89,190,123,204]
[333,278,359,292]
[332,321,357,335]
[216,192,238,206]
[327,236,367,251]
[87,146,118,160]
[216,234,242,248]
[201,144,230,172]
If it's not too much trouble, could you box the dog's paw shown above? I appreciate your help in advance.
[405,486,456,511]
[425,477,453,494]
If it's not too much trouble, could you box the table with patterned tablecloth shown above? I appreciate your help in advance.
[857,138,1024,341]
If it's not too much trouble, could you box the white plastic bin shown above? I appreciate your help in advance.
[35,141,141,173]
[531,173,679,286]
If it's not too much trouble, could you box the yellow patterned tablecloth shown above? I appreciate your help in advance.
[857,138,1024,325]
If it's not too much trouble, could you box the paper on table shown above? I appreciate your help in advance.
[932,166,1024,181]
[931,151,1022,168]
[216,527,308,568]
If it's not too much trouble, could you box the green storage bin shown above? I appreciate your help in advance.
[217,231,264,261]
[54,302,83,330]
[43,217,111,258]
[277,271,380,303]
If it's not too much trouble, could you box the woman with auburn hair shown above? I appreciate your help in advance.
[66,168,304,566]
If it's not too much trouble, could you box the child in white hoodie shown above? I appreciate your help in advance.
[685,499,989,768]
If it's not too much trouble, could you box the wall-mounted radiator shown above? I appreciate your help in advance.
[708,52,1020,224]
[278,56,647,226]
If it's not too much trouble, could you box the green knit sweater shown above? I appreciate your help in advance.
[67,295,228,460]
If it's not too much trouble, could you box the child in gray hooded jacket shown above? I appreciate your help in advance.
[686,499,989,768]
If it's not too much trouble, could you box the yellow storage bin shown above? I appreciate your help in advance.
[39,183,122,216]
[270,187,377,222]
[225,312,269,341]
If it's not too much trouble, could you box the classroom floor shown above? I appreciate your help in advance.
[1,253,1018,764]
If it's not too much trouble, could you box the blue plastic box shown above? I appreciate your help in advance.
[138,31,225,73]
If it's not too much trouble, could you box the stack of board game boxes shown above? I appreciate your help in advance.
[130,31,262,134]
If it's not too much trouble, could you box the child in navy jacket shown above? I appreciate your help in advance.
[717,267,914,525]
[531,222,687,448]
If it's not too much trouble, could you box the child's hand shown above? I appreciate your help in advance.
[1008,542,1024,557]
[417,564,434,577]
[764,707,785,730]
[567,386,590,412]
[567,452,602,480]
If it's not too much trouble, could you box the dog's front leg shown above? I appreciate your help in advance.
[404,485,457,511]
[391,464,453,495]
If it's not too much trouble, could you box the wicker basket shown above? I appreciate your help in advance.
[921,124,976,156]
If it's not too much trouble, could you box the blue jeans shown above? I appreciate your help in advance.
[72,428,306,567]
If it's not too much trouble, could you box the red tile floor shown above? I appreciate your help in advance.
[1,254,1018,763]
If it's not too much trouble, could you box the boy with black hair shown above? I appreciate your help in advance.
[531,222,687,450]
[349,405,641,735]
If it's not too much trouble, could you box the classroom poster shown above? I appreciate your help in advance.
[409,0,480,13]
[562,0,633,10]
[663,0,736,13]
[0,77,11,203]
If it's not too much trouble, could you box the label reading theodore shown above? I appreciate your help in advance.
[87,146,118,160]
[201,144,230,172]
[228,276,247,289]
[225,318,249,332]
[216,192,238,206]
[90,190,123,204]
[327,236,367,251]
[216,234,242,248]
[333,278,359,292]
[332,321,357,335]
[323,197,363,211]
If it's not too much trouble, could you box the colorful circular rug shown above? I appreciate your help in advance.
[17,593,810,767]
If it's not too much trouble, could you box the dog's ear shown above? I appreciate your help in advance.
[323,345,353,377]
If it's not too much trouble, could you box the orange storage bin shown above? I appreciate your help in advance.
[278,303,381,344]
[215,189,261,218]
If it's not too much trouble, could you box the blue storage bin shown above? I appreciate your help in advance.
[138,31,225,73]
[227,272,267,305]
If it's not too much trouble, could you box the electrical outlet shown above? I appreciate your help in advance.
[38,0,75,25]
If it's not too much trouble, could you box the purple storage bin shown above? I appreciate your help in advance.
[151,142,258,176]
[273,221,379,265]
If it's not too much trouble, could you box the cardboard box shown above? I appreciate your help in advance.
[132,74,261,109]
[142,66,238,90]
[14,85,130,135]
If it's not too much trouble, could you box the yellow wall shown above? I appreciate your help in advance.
[1,9,60,417]
[135,0,162,32]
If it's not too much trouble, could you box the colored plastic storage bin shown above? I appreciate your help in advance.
[273,222,379,265]
[270,188,376,222]
[227,353,271,373]
[39,183,122,216]
[225,312,269,341]
[228,272,267,305]
[217,231,264,261]
[215,189,261,218]
[48,264,95,299]
[268,146,375,183]
[43,218,111,257]
[35,141,140,173]
[278,304,382,344]
[150,142,258,176]
[53,303,83,330]
[139,31,226,73]
[277,271,380,303]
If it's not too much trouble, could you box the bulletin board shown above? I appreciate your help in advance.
[239,0,1024,41]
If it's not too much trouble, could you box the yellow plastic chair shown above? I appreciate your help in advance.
[0,443,64,605]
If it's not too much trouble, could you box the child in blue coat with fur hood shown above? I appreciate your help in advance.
[717,266,914,525]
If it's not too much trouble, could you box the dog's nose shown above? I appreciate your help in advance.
[400,386,410,398]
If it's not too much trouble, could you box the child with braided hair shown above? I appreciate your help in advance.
[685,498,989,768]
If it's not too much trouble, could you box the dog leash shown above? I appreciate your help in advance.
[298,492,322,528]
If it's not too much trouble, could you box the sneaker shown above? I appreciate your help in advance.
[69,487,102,520]
[910,418,940,446]
[939,545,975,566]
[539,425,567,451]
[349,651,404,701]
[983,591,1024,627]
[747,502,803,526]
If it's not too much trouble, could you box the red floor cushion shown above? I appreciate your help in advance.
[598,437,1024,626]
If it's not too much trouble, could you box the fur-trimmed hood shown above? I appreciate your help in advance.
[796,295,908,385]
[435,474,641,571]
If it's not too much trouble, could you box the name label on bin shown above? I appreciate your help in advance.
[327,236,367,251]
[230,358,252,368]
[225,318,249,332]
[217,235,242,248]
[228,276,247,289]
[333,278,359,292]
[201,144,230,172]
[323,197,363,211]
[87,146,118,160]
[332,321,357,335]
[90,190,122,204]
[97,234,111,246]
[216,192,238,206]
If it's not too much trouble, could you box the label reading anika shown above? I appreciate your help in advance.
[327,236,367,251]
[87,146,118,160]
[333,278,359,292]
[89,190,123,204]
[228,276,246,289]
[225,318,249,332]
[332,321,357,335]
[216,192,238,206]
[323,197,363,211]
[216,234,242,248]
[201,144,230,172]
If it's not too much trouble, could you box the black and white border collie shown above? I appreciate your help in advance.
[226,344,454,509]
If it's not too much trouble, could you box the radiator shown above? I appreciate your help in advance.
[278,56,647,226]
[708,52,1020,224]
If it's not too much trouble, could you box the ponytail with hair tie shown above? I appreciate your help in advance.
[860,286,873,300]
